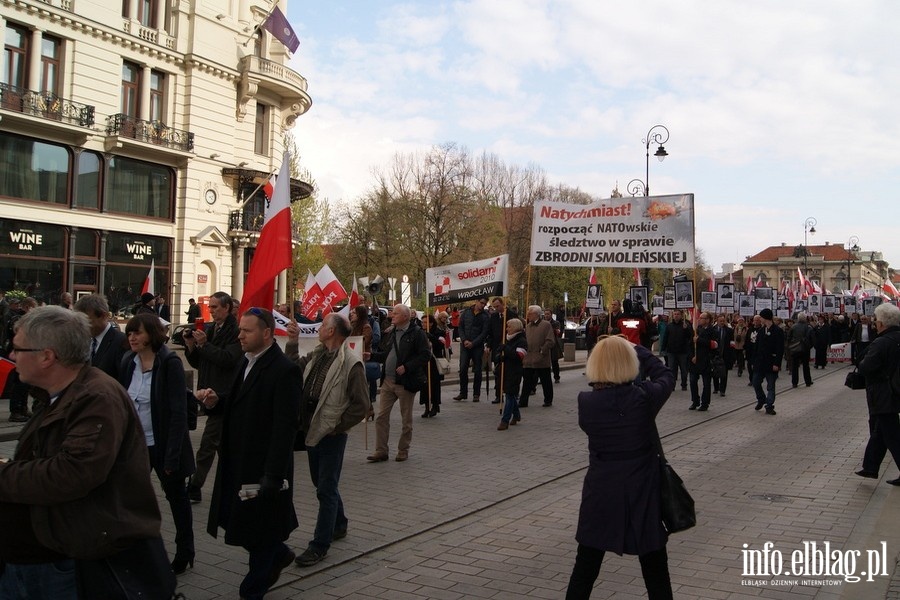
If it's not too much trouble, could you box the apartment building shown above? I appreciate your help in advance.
[0,0,311,318]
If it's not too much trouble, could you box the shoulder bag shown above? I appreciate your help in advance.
[653,422,696,534]
[844,367,866,390]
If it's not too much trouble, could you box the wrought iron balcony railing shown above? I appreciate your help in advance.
[105,113,194,152]
[0,82,95,127]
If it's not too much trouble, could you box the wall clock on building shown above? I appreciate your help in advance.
[204,189,217,205]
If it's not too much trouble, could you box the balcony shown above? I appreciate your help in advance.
[104,113,194,163]
[0,84,94,127]
[237,56,312,126]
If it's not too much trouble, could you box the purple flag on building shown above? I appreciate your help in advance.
[262,6,300,53]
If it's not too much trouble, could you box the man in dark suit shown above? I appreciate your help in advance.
[199,308,302,600]
[752,308,785,415]
[689,312,716,411]
[712,314,735,396]
[74,293,127,379]
[155,295,171,321]
[184,291,242,504]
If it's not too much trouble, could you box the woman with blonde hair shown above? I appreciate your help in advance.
[566,335,675,599]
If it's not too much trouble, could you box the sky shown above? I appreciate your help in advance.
[286,0,900,276]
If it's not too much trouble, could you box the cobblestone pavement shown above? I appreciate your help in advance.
[4,357,900,599]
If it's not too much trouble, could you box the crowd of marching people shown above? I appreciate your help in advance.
[1,285,899,599]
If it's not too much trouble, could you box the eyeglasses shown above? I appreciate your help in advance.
[11,346,44,353]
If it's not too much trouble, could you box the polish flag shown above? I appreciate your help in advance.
[348,273,360,309]
[300,270,321,318]
[263,175,275,200]
[141,259,155,295]
[241,151,293,312]
[633,268,642,286]
[746,275,754,293]
[315,264,348,317]
[883,279,900,298]
[707,274,715,292]
[589,267,597,285]
[850,283,860,297]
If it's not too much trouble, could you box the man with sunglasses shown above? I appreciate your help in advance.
[199,307,302,600]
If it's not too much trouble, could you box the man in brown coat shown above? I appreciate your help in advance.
[520,305,556,408]
[0,306,167,598]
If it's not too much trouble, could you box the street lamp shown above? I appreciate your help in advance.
[844,235,860,292]
[626,124,669,197]
[802,217,817,272]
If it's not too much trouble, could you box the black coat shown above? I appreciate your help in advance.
[575,345,674,555]
[93,327,128,379]
[858,326,900,415]
[119,346,194,475]
[206,343,302,547]
[496,331,528,395]
[372,322,431,387]
[185,315,242,393]
[753,323,785,371]
[691,324,716,372]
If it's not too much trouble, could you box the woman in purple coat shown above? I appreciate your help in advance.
[566,335,675,599]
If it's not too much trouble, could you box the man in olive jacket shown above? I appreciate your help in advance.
[520,305,556,408]
[0,307,167,598]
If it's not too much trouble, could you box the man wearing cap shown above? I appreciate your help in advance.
[136,293,157,315]
[752,308,784,415]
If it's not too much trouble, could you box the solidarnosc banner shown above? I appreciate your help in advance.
[425,254,509,305]
[530,194,695,268]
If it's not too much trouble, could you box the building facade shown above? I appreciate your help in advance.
[741,242,889,295]
[1,0,311,319]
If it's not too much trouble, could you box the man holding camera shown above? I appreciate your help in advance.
[183,292,242,503]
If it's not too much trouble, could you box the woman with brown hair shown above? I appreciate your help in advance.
[121,313,195,575]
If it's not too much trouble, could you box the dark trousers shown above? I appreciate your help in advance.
[240,542,291,600]
[862,414,900,475]
[191,412,223,489]
[713,367,729,394]
[791,350,812,386]
[149,446,194,561]
[814,343,828,368]
[457,343,483,398]
[566,543,672,600]
[689,367,711,408]
[306,432,348,553]
[550,344,561,381]
[666,352,689,389]
[520,367,553,406]
[752,369,778,407]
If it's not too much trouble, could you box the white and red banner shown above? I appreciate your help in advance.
[241,151,293,312]
[425,254,509,305]
[530,195,694,268]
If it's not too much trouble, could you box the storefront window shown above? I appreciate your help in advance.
[107,156,173,219]
[73,229,98,257]
[105,232,171,314]
[0,132,69,204]
[75,151,101,209]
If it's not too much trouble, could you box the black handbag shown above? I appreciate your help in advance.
[844,368,866,390]
[653,424,696,534]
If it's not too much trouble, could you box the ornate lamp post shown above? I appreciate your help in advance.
[626,124,669,197]
[802,217,817,272]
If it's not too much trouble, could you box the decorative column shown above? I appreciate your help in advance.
[140,65,151,121]
[29,28,42,90]
[232,242,244,301]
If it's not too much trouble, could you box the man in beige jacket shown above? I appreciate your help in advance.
[520,305,556,408]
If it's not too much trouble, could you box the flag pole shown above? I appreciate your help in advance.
[241,4,277,46]
[234,167,279,211]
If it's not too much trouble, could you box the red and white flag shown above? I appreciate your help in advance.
[746,275,755,293]
[348,273,360,309]
[883,279,900,298]
[263,175,275,200]
[707,274,715,292]
[300,270,321,317]
[315,264,347,317]
[850,282,860,297]
[241,151,293,312]
[303,264,347,319]
[589,267,597,285]
[141,259,155,296]
[633,268,642,287]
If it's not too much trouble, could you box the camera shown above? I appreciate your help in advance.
[184,329,193,338]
